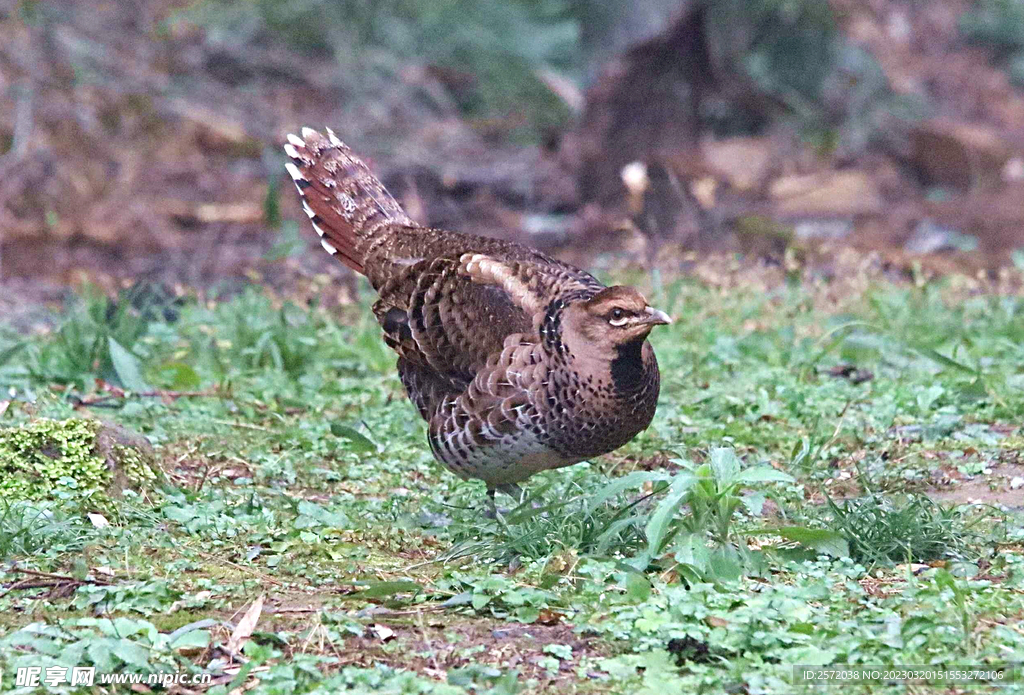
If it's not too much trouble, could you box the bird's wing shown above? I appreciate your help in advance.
[373,251,599,389]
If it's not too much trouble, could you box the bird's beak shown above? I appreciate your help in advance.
[642,306,672,326]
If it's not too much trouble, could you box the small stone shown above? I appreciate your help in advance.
[1003,158,1024,182]
[794,219,854,240]
[703,137,773,191]
[910,119,1013,188]
[905,220,977,254]
[770,170,882,216]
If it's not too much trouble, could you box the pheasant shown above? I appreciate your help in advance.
[283,128,671,512]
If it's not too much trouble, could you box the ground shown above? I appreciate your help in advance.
[1,253,1022,694]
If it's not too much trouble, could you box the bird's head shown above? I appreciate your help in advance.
[563,286,671,351]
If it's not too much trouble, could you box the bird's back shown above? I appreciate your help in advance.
[284,128,602,385]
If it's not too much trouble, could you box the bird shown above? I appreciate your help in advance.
[283,127,671,514]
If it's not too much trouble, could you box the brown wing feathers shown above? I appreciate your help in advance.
[283,127,413,274]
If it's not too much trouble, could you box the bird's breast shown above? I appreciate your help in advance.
[543,341,661,460]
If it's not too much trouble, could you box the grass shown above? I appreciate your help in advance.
[823,492,997,566]
[0,260,1023,693]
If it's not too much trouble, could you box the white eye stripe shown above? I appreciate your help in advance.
[609,317,630,327]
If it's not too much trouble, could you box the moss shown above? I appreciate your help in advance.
[0,418,158,505]
[116,444,157,483]
[0,418,106,502]
[148,611,212,633]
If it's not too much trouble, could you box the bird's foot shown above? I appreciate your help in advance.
[484,484,526,519]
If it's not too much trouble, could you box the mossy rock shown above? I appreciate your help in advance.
[0,418,160,505]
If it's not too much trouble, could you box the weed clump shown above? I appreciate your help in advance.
[824,493,990,565]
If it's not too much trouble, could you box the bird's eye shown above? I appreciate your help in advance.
[608,308,629,326]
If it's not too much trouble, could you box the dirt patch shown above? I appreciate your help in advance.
[928,460,1024,509]
[335,614,607,689]
[206,591,610,691]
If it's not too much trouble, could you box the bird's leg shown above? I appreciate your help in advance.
[483,484,525,519]
[485,488,498,519]
[496,483,524,504]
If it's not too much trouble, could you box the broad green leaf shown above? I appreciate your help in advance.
[169,630,209,650]
[108,337,151,392]
[733,466,796,486]
[633,472,697,569]
[740,491,766,516]
[516,606,540,623]
[159,362,201,390]
[111,617,152,639]
[162,505,198,523]
[625,572,651,601]
[295,500,349,529]
[709,448,741,485]
[87,640,116,672]
[350,580,423,599]
[329,423,378,453]
[587,470,671,514]
[440,591,473,608]
[673,532,710,572]
[768,526,850,558]
[707,545,743,582]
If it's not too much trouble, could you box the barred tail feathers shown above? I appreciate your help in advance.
[283,127,414,274]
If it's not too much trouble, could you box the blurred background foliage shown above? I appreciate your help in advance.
[183,0,583,142]
[961,0,1024,87]
[2,0,1023,293]
[178,0,895,147]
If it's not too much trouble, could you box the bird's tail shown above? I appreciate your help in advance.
[283,127,414,274]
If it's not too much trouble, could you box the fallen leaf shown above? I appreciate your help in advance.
[370,623,395,642]
[0,400,10,416]
[94,566,115,577]
[87,513,111,529]
[536,609,564,625]
[227,595,264,654]
[896,563,930,575]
